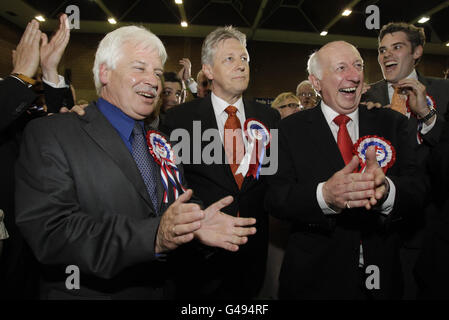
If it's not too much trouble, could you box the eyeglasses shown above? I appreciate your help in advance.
[297,92,315,97]
[279,103,300,109]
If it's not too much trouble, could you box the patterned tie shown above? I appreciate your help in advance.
[390,87,407,115]
[333,114,353,165]
[224,106,245,189]
[131,122,159,213]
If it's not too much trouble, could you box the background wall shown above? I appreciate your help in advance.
[1,17,448,103]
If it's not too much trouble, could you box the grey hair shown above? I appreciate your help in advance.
[201,26,247,66]
[92,25,167,95]
[307,51,322,79]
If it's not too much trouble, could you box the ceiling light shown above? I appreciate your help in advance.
[342,9,352,16]
[175,0,183,4]
[418,16,430,23]
[35,15,45,22]
[181,21,188,27]
[320,31,328,36]
[108,18,117,24]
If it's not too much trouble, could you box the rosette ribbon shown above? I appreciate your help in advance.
[146,130,186,203]
[235,119,271,179]
[353,135,396,174]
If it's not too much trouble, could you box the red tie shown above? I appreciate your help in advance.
[333,114,353,165]
[224,106,245,189]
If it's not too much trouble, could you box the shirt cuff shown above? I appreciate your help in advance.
[42,74,68,88]
[187,81,197,93]
[317,182,341,215]
[377,176,396,215]
[420,114,437,135]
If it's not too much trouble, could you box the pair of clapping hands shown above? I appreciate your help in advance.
[323,147,389,212]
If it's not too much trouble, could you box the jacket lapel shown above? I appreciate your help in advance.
[81,103,156,213]
[308,107,344,174]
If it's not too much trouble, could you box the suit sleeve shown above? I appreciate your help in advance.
[0,77,37,132]
[385,114,429,223]
[265,123,333,227]
[15,119,162,279]
[43,82,75,113]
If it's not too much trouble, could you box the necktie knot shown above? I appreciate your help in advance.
[225,106,238,116]
[333,114,351,127]
[133,123,144,136]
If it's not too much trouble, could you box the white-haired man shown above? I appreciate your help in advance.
[15,26,256,300]
[296,80,318,109]
[161,26,280,299]
[266,41,426,299]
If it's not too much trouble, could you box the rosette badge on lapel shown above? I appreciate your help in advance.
[236,118,271,179]
[353,135,396,173]
[146,130,186,203]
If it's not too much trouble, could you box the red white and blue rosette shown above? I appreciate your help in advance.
[353,135,396,173]
[236,118,271,179]
[146,130,186,203]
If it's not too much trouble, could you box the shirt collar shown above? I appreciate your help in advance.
[388,69,418,88]
[320,100,358,126]
[211,92,244,117]
[97,98,141,141]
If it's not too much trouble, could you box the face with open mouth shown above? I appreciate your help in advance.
[378,31,422,84]
[309,41,364,114]
[100,41,163,120]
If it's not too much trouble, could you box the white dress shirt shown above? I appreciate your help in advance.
[211,92,247,149]
[316,102,396,215]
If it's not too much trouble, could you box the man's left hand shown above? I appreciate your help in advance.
[364,146,389,210]
[194,195,257,252]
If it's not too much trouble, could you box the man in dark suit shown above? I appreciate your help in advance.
[363,22,449,299]
[0,15,74,299]
[265,41,426,299]
[161,26,280,299]
[414,120,449,299]
[15,25,256,300]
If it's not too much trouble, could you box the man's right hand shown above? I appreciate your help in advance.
[322,156,375,210]
[155,189,204,254]
[12,19,42,78]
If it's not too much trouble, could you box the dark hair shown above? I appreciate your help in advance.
[379,22,425,65]
[163,71,183,87]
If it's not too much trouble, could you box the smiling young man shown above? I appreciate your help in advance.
[364,22,449,148]
[363,22,449,299]
[265,41,426,299]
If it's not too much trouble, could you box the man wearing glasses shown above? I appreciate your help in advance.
[271,92,301,119]
[296,80,319,109]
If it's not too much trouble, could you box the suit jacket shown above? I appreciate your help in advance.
[414,120,449,299]
[15,102,187,300]
[0,76,73,299]
[160,95,280,299]
[265,105,427,299]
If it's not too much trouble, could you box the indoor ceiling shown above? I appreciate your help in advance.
[1,0,449,54]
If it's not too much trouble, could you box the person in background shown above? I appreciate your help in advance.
[271,92,301,119]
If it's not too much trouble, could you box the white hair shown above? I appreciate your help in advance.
[307,51,322,79]
[201,26,247,66]
[92,26,167,95]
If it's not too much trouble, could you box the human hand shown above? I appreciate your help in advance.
[323,156,375,210]
[177,58,192,81]
[363,146,389,210]
[12,19,42,78]
[195,196,257,252]
[155,189,204,253]
[40,14,70,84]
